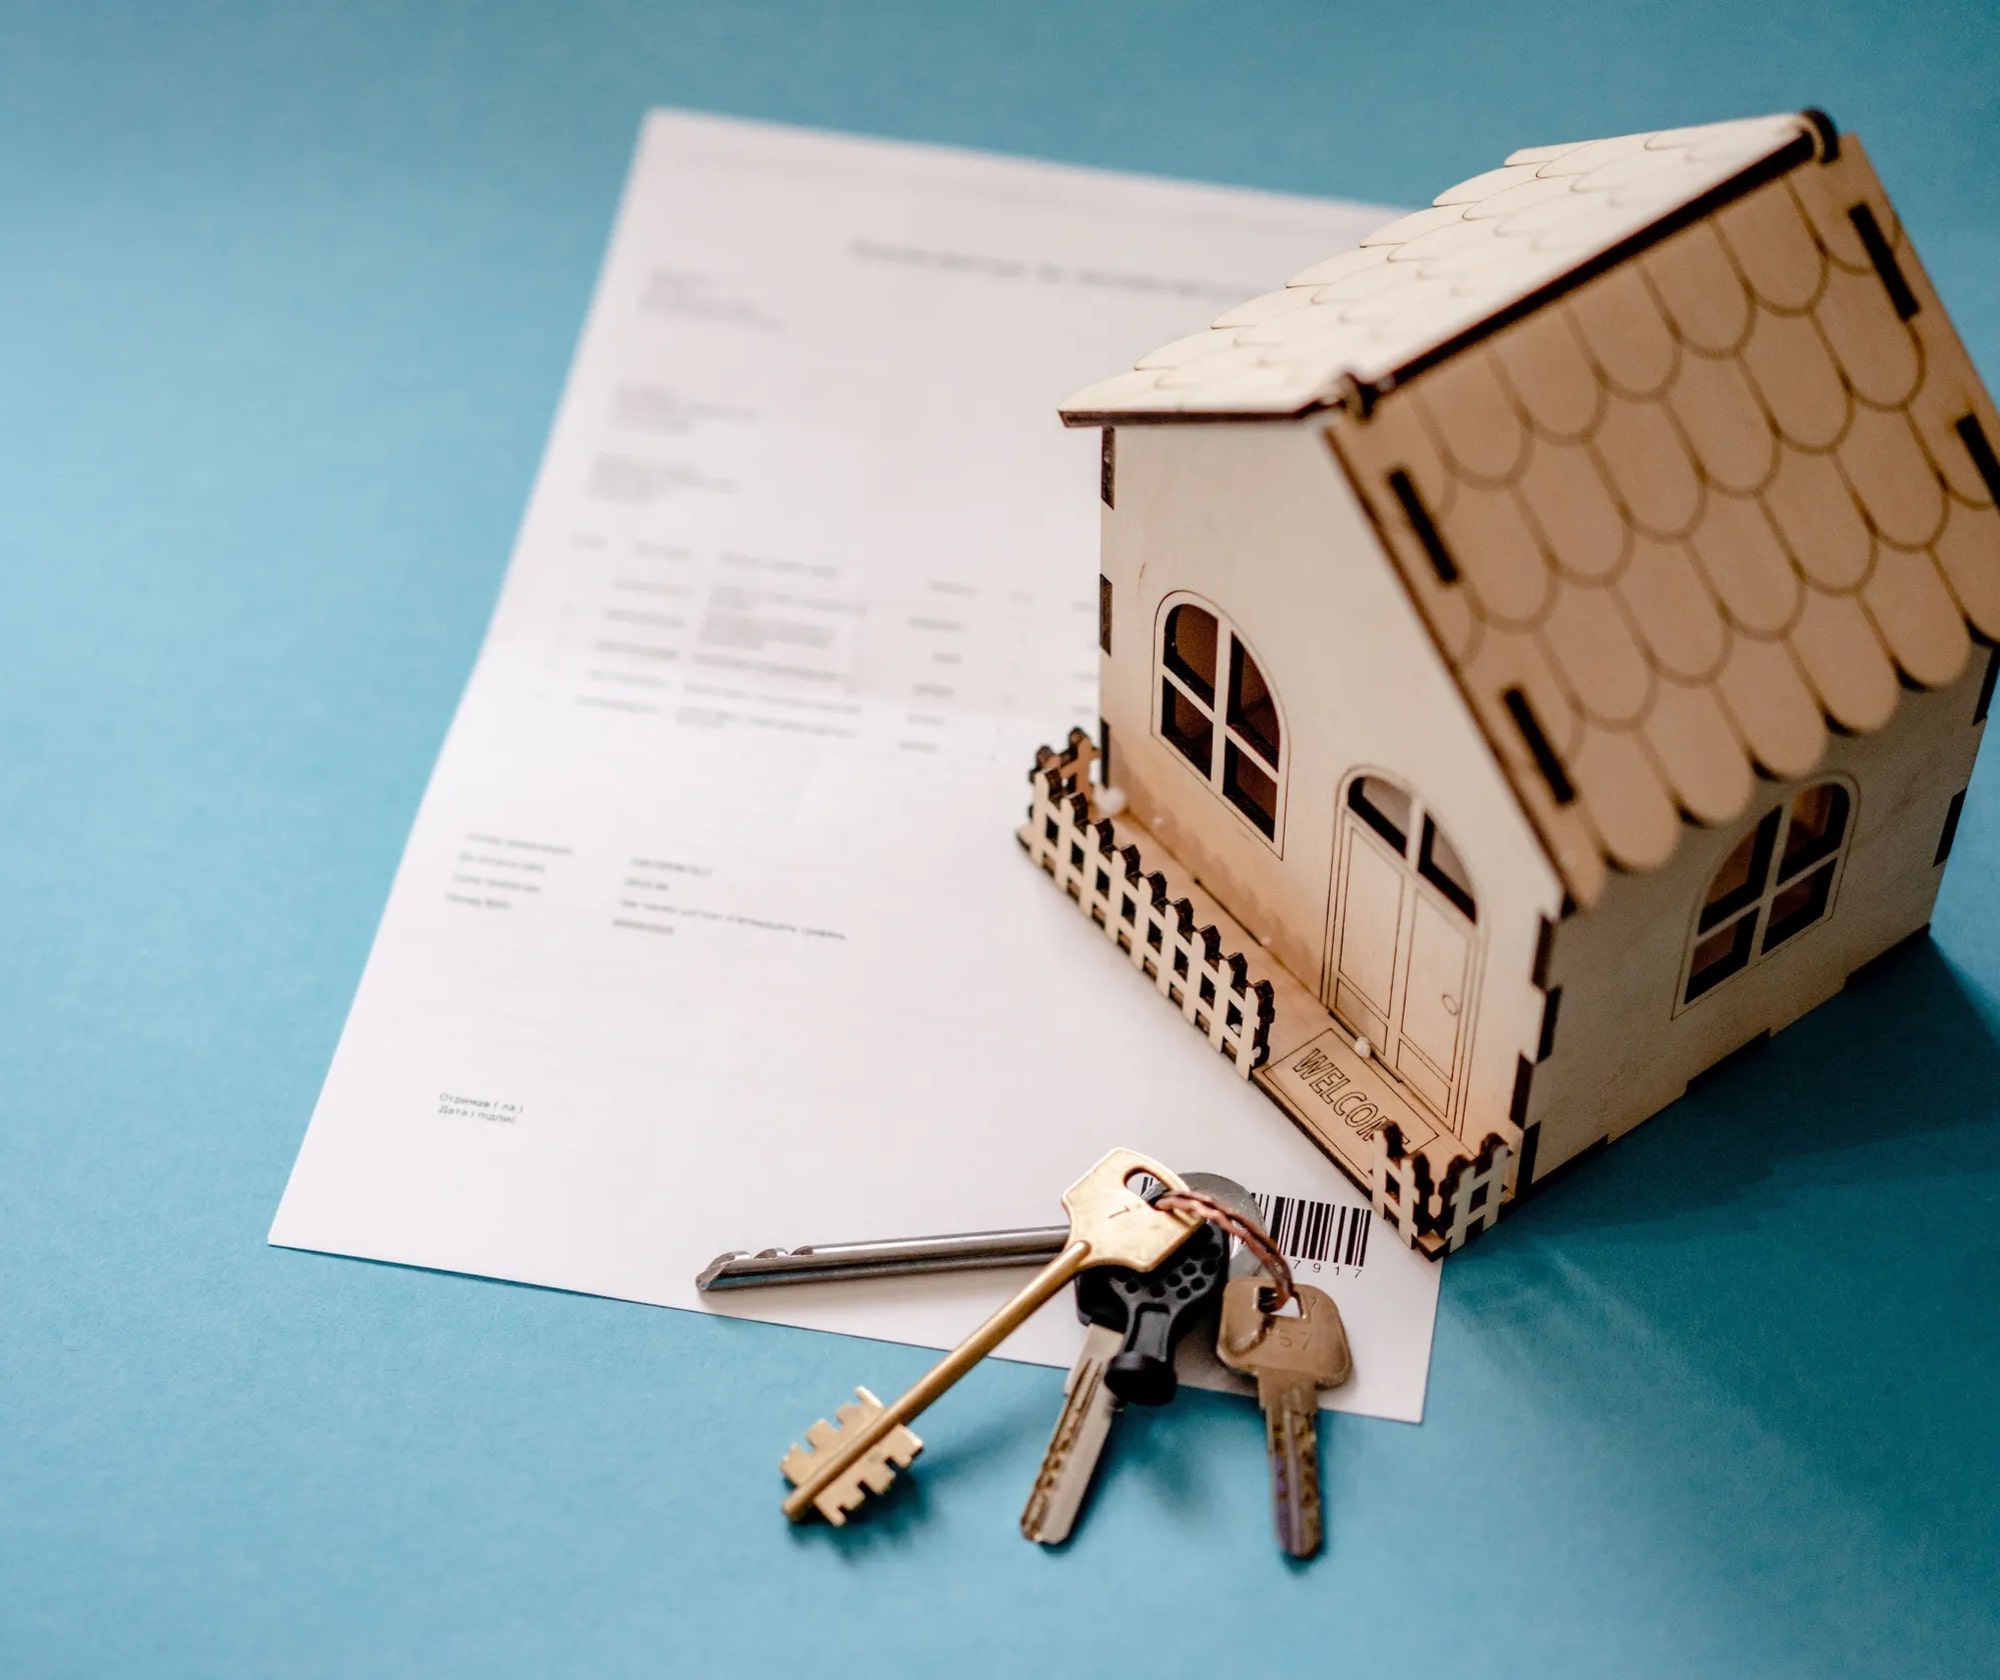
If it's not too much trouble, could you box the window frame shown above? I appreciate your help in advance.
[1675,778,1855,1014]
[1153,592,1288,849]
[1342,772,1479,927]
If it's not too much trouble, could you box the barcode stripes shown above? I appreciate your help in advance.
[1134,1178,1373,1271]
[1252,1191,1371,1270]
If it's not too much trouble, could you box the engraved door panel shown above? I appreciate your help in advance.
[1393,893,1470,1110]
[1333,829,1402,1049]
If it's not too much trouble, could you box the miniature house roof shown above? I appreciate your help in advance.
[1066,114,2000,909]
[1058,115,1828,424]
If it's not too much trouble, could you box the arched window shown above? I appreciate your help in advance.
[1156,596,1285,843]
[1347,775,1478,923]
[1681,781,1853,1007]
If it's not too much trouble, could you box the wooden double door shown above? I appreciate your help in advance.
[1323,774,1480,1124]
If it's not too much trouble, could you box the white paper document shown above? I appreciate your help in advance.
[271,111,1442,1421]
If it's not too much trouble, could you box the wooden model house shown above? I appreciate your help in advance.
[1021,113,2000,1255]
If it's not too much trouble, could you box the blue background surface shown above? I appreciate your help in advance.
[4,4,1997,1675]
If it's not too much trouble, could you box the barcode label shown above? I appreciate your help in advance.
[1130,1177,1372,1273]
[1252,1191,1371,1271]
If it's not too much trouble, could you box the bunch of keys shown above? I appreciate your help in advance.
[697,1149,1354,1555]
[773,1149,1199,1526]
[1018,1183,1235,1546]
[1071,1179,1355,1559]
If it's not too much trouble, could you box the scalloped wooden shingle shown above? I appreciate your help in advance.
[1320,137,2000,902]
[1062,117,2000,907]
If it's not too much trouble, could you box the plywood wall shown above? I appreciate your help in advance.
[1524,654,1989,1179]
[1097,420,1562,1164]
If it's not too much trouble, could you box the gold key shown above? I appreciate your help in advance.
[1216,1275,1353,1558]
[781,1148,1200,1525]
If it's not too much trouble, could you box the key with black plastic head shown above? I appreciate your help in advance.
[1018,1176,1243,1545]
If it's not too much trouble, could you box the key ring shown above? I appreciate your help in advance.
[1151,1188,1294,1315]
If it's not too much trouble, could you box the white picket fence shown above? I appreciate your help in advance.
[1022,732,1273,1076]
[1371,1123,1512,1254]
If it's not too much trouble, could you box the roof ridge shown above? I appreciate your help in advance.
[1059,112,1832,428]
[1343,113,1831,416]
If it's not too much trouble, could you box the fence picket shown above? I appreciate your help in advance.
[1021,733,1273,1077]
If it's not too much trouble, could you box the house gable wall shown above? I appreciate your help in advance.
[1525,655,1990,1181]
[1097,419,1563,1151]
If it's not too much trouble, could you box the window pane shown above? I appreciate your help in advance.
[1699,809,1779,932]
[1685,915,1755,1002]
[1162,603,1217,703]
[1418,816,1477,923]
[1349,776,1412,855]
[1763,860,1836,953]
[1161,677,1213,772]
[1223,740,1279,838]
[1227,639,1281,765]
[1779,783,1849,881]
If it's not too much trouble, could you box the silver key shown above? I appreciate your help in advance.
[1019,1320,1123,1544]
[695,1166,1252,1290]
[1216,1276,1352,1558]
[1019,1173,1255,1546]
[697,1225,1068,1290]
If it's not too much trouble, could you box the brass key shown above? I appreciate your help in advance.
[781,1148,1200,1525]
[1216,1275,1352,1558]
